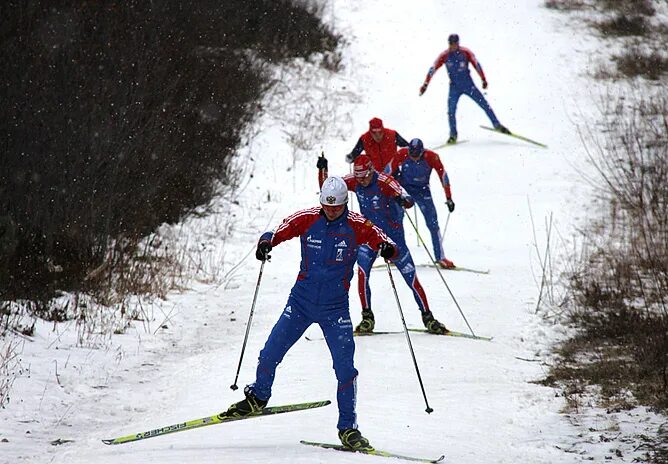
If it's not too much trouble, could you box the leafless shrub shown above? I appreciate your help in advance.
[596,15,649,37]
[613,48,668,80]
[544,0,589,11]
[551,88,668,410]
[0,337,24,408]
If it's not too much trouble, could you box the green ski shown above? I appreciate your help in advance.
[480,125,547,148]
[102,400,331,445]
[301,440,445,463]
[407,328,493,341]
[430,139,469,150]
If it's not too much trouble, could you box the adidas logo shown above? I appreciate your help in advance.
[335,239,348,248]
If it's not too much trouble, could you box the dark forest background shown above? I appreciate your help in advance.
[0,0,340,300]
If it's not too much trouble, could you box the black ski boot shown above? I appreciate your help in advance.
[338,428,373,451]
[223,386,268,418]
[495,124,511,135]
[446,135,457,144]
[421,311,449,335]
[354,309,375,333]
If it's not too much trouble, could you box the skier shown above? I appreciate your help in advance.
[317,154,449,335]
[224,176,396,451]
[345,117,409,174]
[419,33,510,144]
[394,138,456,269]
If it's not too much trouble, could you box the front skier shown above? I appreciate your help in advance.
[419,33,510,144]
[224,176,396,451]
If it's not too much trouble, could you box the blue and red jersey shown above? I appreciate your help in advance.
[424,46,487,89]
[341,171,405,232]
[394,148,452,199]
[259,207,391,308]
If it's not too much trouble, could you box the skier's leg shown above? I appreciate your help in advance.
[415,189,443,261]
[465,85,501,127]
[319,309,358,430]
[248,297,312,401]
[390,235,430,313]
[447,85,463,139]
[356,245,376,311]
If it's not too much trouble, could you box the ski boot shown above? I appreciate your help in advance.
[223,386,268,418]
[446,135,457,144]
[354,309,375,333]
[421,311,449,335]
[338,428,373,451]
[494,124,511,135]
[437,258,455,269]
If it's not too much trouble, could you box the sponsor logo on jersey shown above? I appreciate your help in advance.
[335,239,348,248]
[336,248,344,261]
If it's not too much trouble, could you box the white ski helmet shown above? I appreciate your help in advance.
[320,176,349,206]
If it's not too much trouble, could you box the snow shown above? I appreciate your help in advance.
[2,1,666,463]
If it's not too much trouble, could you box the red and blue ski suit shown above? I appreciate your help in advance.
[423,45,500,138]
[332,172,431,315]
[394,147,453,262]
[247,207,392,431]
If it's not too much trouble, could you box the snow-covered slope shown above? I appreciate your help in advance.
[3,1,664,463]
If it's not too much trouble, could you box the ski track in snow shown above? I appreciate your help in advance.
[2,1,666,463]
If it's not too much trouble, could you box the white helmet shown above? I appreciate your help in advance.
[319,176,348,206]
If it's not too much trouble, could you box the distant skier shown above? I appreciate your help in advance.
[345,117,409,174]
[394,138,456,269]
[225,176,396,451]
[419,33,510,144]
[318,154,449,335]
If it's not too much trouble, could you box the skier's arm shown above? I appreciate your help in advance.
[424,150,452,199]
[346,138,365,163]
[461,47,487,85]
[420,50,448,95]
[395,132,409,148]
[349,214,398,260]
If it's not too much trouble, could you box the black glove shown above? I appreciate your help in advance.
[446,199,455,213]
[316,154,328,170]
[344,152,355,164]
[378,242,395,260]
[419,83,428,96]
[482,80,488,89]
[397,194,414,209]
[255,240,272,261]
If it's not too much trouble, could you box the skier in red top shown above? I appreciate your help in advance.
[345,117,409,174]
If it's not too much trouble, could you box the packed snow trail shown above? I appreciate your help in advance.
[8,1,657,464]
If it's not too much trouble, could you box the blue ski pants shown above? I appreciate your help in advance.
[403,185,444,261]
[248,295,358,430]
[448,82,499,137]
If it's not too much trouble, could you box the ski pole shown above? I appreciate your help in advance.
[404,209,477,337]
[439,212,451,247]
[385,260,433,414]
[230,259,266,390]
[414,207,419,247]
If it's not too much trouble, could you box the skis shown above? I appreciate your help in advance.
[101,400,331,445]
[355,329,492,341]
[301,440,445,463]
[407,328,493,341]
[372,262,489,274]
[480,125,547,148]
[415,262,490,274]
[430,139,468,150]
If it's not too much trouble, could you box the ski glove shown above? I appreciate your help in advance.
[397,194,414,209]
[378,242,396,260]
[344,152,355,164]
[482,80,488,90]
[316,154,328,170]
[256,240,272,261]
[446,199,455,213]
[419,83,428,96]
